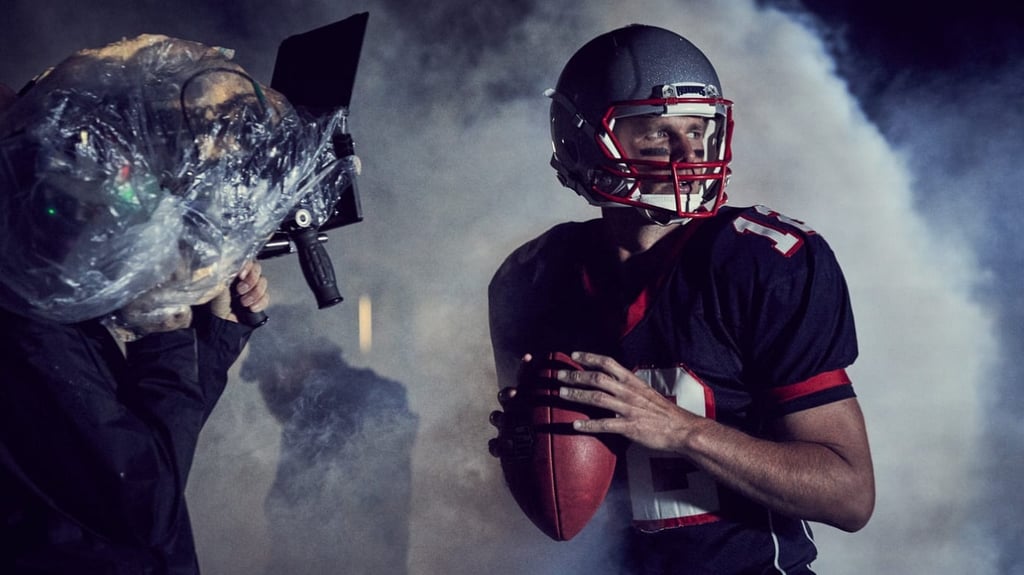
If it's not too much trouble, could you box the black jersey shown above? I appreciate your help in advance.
[489,205,859,574]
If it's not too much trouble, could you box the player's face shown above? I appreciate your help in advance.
[612,114,712,195]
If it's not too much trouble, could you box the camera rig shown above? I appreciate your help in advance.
[242,12,369,324]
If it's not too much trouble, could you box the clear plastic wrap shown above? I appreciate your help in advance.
[0,34,351,326]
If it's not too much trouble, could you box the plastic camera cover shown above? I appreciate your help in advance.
[0,34,352,325]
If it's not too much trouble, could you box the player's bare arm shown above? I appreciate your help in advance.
[559,351,875,532]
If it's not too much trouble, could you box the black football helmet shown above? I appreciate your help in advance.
[548,24,733,224]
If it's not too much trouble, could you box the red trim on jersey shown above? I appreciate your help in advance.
[634,511,722,532]
[701,376,717,420]
[624,289,650,335]
[769,368,851,404]
[581,266,595,295]
[620,222,704,337]
[659,365,717,420]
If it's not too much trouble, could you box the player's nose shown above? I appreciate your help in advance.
[669,137,701,172]
[670,132,700,163]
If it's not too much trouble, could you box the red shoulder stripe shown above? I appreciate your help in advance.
[768,369,851,404]
[620,221,703,337]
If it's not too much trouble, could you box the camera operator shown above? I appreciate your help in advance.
[0,80,272,574]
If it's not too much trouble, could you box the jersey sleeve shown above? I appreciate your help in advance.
[488,221,593,390]
[721,207,859,416]
[489,230,555,390]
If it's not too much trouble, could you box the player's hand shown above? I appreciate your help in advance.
[555,351,704,453]
[487,355,541,461]
[488,388,535,461]
[209,261,269,322]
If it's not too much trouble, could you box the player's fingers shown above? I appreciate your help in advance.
[564,367,659,407]
[556,364,625,395]
[489,410,505,428]
[569,351,637,382]
[489,434,527,459]
[487,437,502,458]
[558,384,631,415]
[570,350,627,372]
[570,415,624,435]
[497,386,518,406]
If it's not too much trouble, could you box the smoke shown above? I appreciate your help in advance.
[841,50,1024,575]
[0,0,1007,574]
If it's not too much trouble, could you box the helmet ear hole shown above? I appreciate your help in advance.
[563,139,580,164]
[591,171,623,195]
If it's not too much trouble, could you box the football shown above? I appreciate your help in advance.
[500,352,617,541]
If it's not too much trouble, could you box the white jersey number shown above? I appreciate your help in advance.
[626,367,721,531]
[731,205,815,257]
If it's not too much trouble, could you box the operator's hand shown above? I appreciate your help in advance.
[208,261,269,323]
[554,351,704,453]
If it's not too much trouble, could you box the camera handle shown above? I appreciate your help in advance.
[294,223,343,309]
[234,205,344,326]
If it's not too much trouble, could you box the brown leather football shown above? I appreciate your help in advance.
[501,352,617,541]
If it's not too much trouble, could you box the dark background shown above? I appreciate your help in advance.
[781,5,1024,574]
[2,1,1021,573]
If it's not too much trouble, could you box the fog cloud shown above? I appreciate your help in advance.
[0,1,1003,573]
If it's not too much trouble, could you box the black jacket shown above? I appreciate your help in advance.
[0,306,253,574]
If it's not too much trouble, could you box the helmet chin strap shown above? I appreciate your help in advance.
[638,191,705,213]
[634,183,708,225]
[603,203,691,226]
[637,207,692,227]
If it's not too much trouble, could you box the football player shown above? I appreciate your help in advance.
[488,24,874,573]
